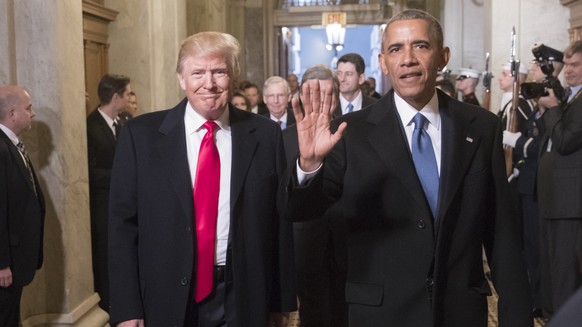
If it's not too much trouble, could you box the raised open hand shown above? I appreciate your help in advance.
[291,79,347,171]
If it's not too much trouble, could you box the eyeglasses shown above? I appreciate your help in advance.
[265,94,289,101]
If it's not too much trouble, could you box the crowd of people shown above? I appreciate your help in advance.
[2,7,582,327]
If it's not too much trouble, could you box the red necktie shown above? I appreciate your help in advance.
[194,121,220,302]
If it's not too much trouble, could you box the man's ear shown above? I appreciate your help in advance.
[441,46,451,68]
[358,73,366,86]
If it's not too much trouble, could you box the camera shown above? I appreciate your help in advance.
[520,43,566,103]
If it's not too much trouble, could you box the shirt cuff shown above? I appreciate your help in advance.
[296,159,322,184]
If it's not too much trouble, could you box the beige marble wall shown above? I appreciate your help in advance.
[0,0,107,325]
[105,0,187,113]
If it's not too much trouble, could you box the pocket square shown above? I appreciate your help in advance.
[466,136,474,143]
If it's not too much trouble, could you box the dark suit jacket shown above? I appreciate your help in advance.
[108,100,296,326]
[0,129,45,288]
[280,90,532,326]
[538,91,582,219]
[86,109,117,268]
[333,94,377,116]
[87,109,116,194]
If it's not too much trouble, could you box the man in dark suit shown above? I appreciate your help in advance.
[283,65,348,327]
[0,86,45,327]
[263,76,295,129]
[538,40,582,318]
[279,9,532,326]
[86,73,132,312]
[333,53,377,116]
[108,31,296,326]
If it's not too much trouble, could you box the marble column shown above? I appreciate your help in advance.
[105,0,187,114]
[0,0,108,325]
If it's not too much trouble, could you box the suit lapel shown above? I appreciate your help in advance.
[229,105,258,211]
[366,91,482,224]
[156,99,193,221]
[93,111,116,146]
[436,92,481,224]
[367,93,432,214]
[0,130,37,192]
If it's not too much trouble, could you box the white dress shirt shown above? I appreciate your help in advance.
[394,91,442,175]
[0,123,27,164]
[97,108,118,136]
[339,91,364,115]
[184,103,232,266]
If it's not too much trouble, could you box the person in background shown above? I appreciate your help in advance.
[87,73,132,313]
[435,79,455,97]
[498,58,542,316]
[455,67,481,107]
[263,76,295,129]
[334,53,377,115]
[242,82,268,115]
[287,73,300,100]
[537,40,582,319]
[367,77,382,99]
[279,9,532,326]
[118,91,138,125]
[0,86,45,327]
[230,91,250,111]
[282,64,348,327]
[108,31,296,326]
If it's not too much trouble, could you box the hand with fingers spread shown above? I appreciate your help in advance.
[291,79,347,171]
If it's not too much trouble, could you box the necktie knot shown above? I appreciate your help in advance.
[565,87,573,102]
[347,103,354,113]
[16,142,26,154]
[203,121,218,134]
[412,113,427,130]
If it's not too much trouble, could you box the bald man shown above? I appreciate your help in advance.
[0,86,45,327]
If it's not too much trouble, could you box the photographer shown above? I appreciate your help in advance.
[502,44,564,318]
[538,40,582,319]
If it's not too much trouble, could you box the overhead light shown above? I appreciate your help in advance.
[326,23,345,53]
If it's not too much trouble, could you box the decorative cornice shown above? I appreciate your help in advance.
[561,0,581,6]
[82,0,118,22]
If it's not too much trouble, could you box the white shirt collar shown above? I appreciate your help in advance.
[394,91,441,130]
[0,123,19,145]
[270,111,288,123]
[339,90,363,113]
[569,84,582,102]
[184,102,231,136]
[97,107,117,128]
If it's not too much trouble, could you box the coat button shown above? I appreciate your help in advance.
[426,277,434,286]
[180,277,188,286]
[417,219,426,229]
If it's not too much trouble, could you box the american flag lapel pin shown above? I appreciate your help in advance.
[466,136,474,143]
